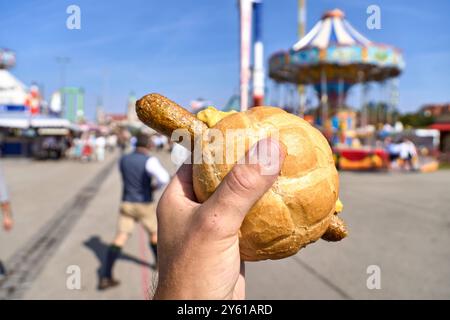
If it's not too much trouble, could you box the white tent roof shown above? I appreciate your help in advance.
[30,117,71,128]
[0,69,27,106]
[0,113,71,129]
[0,116,29,129]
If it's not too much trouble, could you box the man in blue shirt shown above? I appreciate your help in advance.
[99,134,169,290]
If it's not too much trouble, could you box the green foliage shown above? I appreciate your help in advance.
[399,112,434,128]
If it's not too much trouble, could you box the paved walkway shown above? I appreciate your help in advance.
[247,170,450,299]
[1,151,449,299]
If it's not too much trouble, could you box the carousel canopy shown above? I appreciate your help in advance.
[293,9,370,50]
[269,9,404,85]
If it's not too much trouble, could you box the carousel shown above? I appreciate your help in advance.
[268,9,405,170]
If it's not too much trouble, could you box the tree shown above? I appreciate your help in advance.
[399,112,434,128]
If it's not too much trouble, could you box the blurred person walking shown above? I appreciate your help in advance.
[384,137,400,169]
[399,138,418,171]
[81,134,94,161]
[98,134,170,290]
[0,163,13,278]
[73,136,83,160]
[117,129,130,154]
[152,134,168,151]
[95,135,106,162]
[106,134,117,152]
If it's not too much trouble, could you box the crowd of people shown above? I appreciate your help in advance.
[34,129,173,164]
[69,133,118,162]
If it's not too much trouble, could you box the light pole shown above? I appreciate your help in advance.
[55,56,70,115]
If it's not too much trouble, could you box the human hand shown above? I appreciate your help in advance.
[154,138,286,300]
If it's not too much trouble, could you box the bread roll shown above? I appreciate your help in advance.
[193,107,344,261]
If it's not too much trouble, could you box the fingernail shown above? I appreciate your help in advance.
[250,138,283,175]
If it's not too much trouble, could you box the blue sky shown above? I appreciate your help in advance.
[1,0,449,120]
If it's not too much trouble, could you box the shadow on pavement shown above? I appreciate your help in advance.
[83,235,155,283]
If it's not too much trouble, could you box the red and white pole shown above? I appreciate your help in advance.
[252,0,264,107]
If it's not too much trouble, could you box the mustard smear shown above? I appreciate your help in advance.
[196,107,237,128]
[335,198,344,213]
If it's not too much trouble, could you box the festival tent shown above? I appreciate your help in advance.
[0,69,27,109]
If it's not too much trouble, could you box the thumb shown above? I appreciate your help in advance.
[203,138,286,231]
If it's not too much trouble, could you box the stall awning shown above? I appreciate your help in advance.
[0,114,71,129]
[429,123,450,132]
[0,117,29,129]
[30,117,71,128]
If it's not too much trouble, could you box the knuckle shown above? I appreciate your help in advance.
[227,165,258,193]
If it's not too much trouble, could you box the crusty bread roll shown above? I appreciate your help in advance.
[193,107,341,260]
[136,93,347,261]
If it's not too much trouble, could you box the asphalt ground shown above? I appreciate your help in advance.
[0,150,449,299]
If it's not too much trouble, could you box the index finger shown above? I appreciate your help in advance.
[164,164,198,204]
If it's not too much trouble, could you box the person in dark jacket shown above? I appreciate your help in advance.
[99,134,169,290]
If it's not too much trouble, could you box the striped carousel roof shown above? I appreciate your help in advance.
[293,9,371,51]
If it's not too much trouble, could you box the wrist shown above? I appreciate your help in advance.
[154,273,235,300]
[153,272,199,300]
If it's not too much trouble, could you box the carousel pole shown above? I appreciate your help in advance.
[293,84,300,113]
[297,0,307,117]
[286,84,291,110]
[338,76,344,111]
[320,68,328,128]
[386,79,392,124]
[358,71,367,128]
[361,83,368,128]
[239,0,253,111]
[270,81,276,105]
[280,83,285,108]
[384,77,390,124]
[275,82,281,106]
[290,84,296,112]
[252,0,264,107]
[389,78,399,124]
[379,79,386,124]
